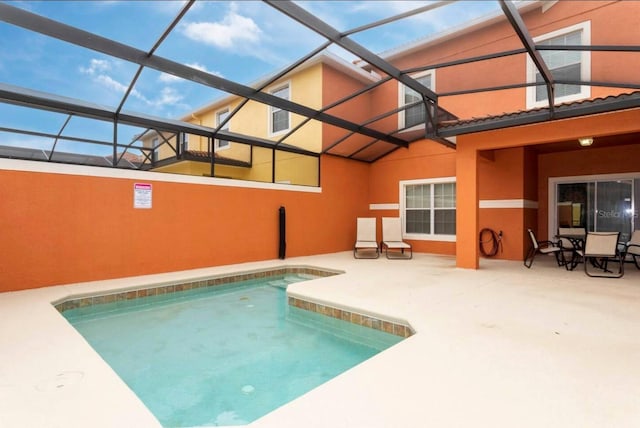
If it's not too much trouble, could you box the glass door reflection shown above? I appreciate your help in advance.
[595,180,633,242]
[556,179,634,243]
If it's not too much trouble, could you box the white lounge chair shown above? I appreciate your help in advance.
[576,232,624,278]
[381,217,412,259]
[353,217,379,259]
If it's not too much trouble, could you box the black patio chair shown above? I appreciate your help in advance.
[622,230,640,269]
[524,229,565,268]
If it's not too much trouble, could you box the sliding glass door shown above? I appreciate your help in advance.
[554,175,638,243]
[594,180,633,240]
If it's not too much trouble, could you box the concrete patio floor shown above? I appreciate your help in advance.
[1,251,639,427]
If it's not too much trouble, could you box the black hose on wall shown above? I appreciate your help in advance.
[479,228,502,257]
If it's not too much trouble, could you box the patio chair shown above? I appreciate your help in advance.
[524,229,565,268]
[576,232,624,278]
[381,217,412,259]
[623,229,640,269]
[353,217,379,259]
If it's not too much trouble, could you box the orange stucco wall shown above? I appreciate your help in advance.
[3,3,640,289]
[477,147,538,261]
[0,156,369,292]
[457,107,640,267]
[368,139,457,255]
[370,1,639,123]
[321,64,375,155]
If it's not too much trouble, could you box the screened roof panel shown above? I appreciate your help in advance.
[0,130,55,152]
[10,1,181,50]
[0,103,71,134]
[323,132,382,158]
[153,1,329,88]
[350,141,400,162]
[0,0,639,168]
[122,67,225,120]
[0,23,142,107]
[346,2,502,53]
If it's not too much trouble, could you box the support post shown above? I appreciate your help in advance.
[456,138,480,269]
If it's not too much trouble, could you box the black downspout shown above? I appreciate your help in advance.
[278,206,286,259]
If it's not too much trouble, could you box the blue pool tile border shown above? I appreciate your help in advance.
[53,265,413,338]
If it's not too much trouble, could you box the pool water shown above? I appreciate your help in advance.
[63,274,402,427]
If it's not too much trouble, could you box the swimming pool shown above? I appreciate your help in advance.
[61,272,404,427]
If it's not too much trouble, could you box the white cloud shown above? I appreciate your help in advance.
[94,75,151,104]
[158,62,222,83]
[94,74,128,93]
[158,73,181,84]
[80,59,185,109]
[153,87,183,107]
[182,3,262,49]
[79,58,111,75]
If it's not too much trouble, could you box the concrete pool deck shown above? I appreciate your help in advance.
[1,252,639,427]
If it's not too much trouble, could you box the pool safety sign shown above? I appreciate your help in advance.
[134,183,152,209]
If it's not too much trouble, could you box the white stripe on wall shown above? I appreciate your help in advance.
[369,203,399,210]
[479,199,538,209]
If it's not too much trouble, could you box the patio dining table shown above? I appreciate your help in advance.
[558,231,626,276]
[557,232,586,248]
[556,232,586,270]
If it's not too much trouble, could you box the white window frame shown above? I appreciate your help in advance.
[268,81,291,137]
[526,21,591,109]
[398,70,436,131]
[215,107,231,151]
[399,177,456,242]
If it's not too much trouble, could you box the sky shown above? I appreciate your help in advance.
[0,0,503,155]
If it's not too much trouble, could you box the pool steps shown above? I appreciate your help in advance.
[53,266,413,338]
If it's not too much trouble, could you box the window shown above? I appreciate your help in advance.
[399,71,434,129]
[527,21,590,108]
[152,137,159,162]
[401,178,456,241]
[215,108,230,151]
[181,133,189,152]
[269,83,290,135]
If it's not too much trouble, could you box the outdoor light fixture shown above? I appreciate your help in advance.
[578,137,594,147]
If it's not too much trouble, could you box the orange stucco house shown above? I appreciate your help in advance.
[347,0,640,268]
[1,0,639,291]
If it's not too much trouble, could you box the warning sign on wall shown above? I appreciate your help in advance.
[134,183,152,209]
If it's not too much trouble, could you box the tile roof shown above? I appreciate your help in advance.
[438,91,640,136]
[183,150,251,168]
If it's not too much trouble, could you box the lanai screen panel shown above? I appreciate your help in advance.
[0,0,639,178]
[323,131,378,159]
[349,141,400,163]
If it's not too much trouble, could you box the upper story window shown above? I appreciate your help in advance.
[269,83,290,135]
[181,133,189,152]
[399,71,435,129]
[527,21,591,109]
[400,177,456,242]
[215,108,231,151]
[152,137,159,162]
